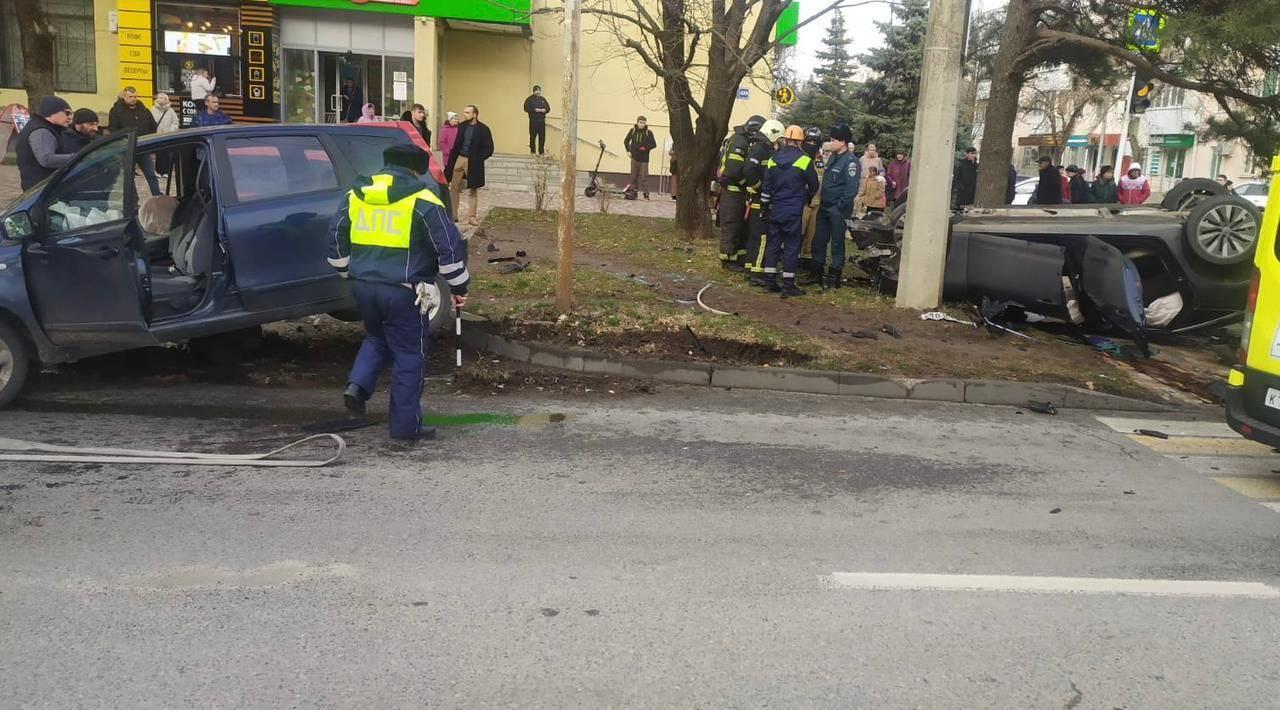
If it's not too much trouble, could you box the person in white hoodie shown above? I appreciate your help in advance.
[151,92,181,176]
[1117,163,1152,205]
[189,68,216,105]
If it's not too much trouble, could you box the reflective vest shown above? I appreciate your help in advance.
[347,174,446,251]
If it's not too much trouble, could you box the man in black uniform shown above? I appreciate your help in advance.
[716,114,765,272]
[746,120,786,287]
[760,125,820,297]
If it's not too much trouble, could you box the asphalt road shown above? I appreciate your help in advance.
[2,382,1279,708]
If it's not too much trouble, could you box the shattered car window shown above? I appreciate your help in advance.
[44,137,129,235]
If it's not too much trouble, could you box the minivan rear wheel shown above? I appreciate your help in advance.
[0,321,32,409]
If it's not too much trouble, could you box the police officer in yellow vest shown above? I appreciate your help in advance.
[328,144,470,441]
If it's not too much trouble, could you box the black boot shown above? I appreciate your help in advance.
[721,260,745,273]
[781,278,805,298]
[826,268,843,289]
[748,271,772,289]
[766,274,782,292]
[343,383,368,416]
[800,263,823,286]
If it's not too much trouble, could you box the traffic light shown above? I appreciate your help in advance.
[1130,70,1155,114]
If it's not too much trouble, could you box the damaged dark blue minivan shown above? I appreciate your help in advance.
[0,123,455,407]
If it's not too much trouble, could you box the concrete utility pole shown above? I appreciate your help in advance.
[556,0,582,313]
[895,0,966,310]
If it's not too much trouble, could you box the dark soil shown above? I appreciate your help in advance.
[499,321,815,368]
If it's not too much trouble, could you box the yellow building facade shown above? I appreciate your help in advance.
[0,0,788,175]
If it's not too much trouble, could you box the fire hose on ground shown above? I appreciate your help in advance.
[0,434,346,467]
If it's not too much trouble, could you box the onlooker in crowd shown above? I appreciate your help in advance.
[1033,156,1063,205]
[1118,163,1152,205]
[886,151,910,205]
[952,146,979,207]
[668,143,678,200]
[1068,165,1092,204]
[438,112,460,169]
[446,104,495,226]
[191,94,233,128]
[857,142,884,213]
[1091,165,1118,203]
[1057,165,1072,204]
[341,79,363,123]
[1216,173,1230,186]
[863,165,888,218]
[357,103,379,123]
[523,85,550,155]
[108,87,160,196]
[400,103,432,146]
[623,115,657,200]
[189,68,216,104]
[151,93,180,176]
[1005,164,1018,204]
[59,109,100,154]
[15,96,75,190]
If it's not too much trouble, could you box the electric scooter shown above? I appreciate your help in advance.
[583,140,638,200]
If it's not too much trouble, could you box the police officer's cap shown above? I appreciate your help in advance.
[828,124,853,143]
[384,144,429,174]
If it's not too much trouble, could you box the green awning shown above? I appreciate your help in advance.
[268,0,531,25]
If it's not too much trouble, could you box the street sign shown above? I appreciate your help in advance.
[774,85,795,107]
[1126,8,1166,53]
[736,88,750,101]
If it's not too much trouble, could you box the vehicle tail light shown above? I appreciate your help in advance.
[1240,267,1261,366]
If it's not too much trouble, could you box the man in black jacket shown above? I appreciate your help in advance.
[446,104,495,226]
[523,85,550,155]
[1033,156,1063,205]
[952,146,978,207]
[623,115,657,200]
[14,96,75,190]
[107,87,160,196]
[1067,165,1092,204]
[59,109,101,154]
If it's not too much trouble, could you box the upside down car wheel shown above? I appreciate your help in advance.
[1184,195,1261,266]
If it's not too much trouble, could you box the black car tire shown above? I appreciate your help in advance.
[1161,178,1228,212]
[0,320,31,409]
[1184,195,1261,266]
[889,202,908,244]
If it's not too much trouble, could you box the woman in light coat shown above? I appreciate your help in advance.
[151,92,181,176]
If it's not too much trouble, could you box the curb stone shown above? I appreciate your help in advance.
[461,326,1177,413]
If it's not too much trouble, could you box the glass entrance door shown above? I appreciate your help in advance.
[281,50,412,123]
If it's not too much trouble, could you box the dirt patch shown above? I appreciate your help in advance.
[473,210,1156,400]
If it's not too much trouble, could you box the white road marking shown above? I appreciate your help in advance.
[1262,502,1280,514]
[1096,416,1237,439]
[824,573,1280,599]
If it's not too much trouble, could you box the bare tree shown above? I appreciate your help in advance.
[1018,75,1115,163]
[540,0,844,238]
[14,0,56,108]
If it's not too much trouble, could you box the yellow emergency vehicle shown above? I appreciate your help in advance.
[1227,155,1280,444]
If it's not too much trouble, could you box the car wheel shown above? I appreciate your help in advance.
[0,320,31,409]
[1184,195,1261,266]
[1161,178,1228,212]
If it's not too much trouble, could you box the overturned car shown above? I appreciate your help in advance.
[853,182,1259,347]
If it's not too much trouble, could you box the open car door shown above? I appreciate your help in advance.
[21,132,155,354]
[1081,236,1149,355]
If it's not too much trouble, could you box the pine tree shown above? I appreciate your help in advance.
[851,0,930,153]
[783,12,856,131]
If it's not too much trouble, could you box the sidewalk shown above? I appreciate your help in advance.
[0,164,680,221]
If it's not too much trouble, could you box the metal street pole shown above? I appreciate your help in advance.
[895,0,965,310]
[555,0,582,313]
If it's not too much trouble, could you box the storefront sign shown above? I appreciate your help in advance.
[1151,134,1195,149]
[117,0,154,101]
[1066,135,1089,147]
[268,0,532,23]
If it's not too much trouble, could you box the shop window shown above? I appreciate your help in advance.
[154,3,242,99]
[0,0,97,94]
[225,137,337,203]
[1162,148,1187,179]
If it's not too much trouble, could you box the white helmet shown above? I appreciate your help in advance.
[760,119,785,143]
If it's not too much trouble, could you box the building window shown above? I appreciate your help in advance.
[1151,86,1186,109]
[0,0,97,93]
[1163,148,1187,179]
[154,3,242,98]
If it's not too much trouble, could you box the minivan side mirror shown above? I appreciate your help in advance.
[1,211,34,242]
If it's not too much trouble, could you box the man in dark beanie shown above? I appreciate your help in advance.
[59,109,101,154]
[15,96,75,190]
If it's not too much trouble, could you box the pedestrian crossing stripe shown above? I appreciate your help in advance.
[1125,434,1276,457]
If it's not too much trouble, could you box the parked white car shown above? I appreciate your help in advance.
[1233,182,1269,210]
[1011,177,1038,205]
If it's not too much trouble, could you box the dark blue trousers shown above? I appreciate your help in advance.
[811,206,846,270]
[763,210,804,278]
[349,281,428,440]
